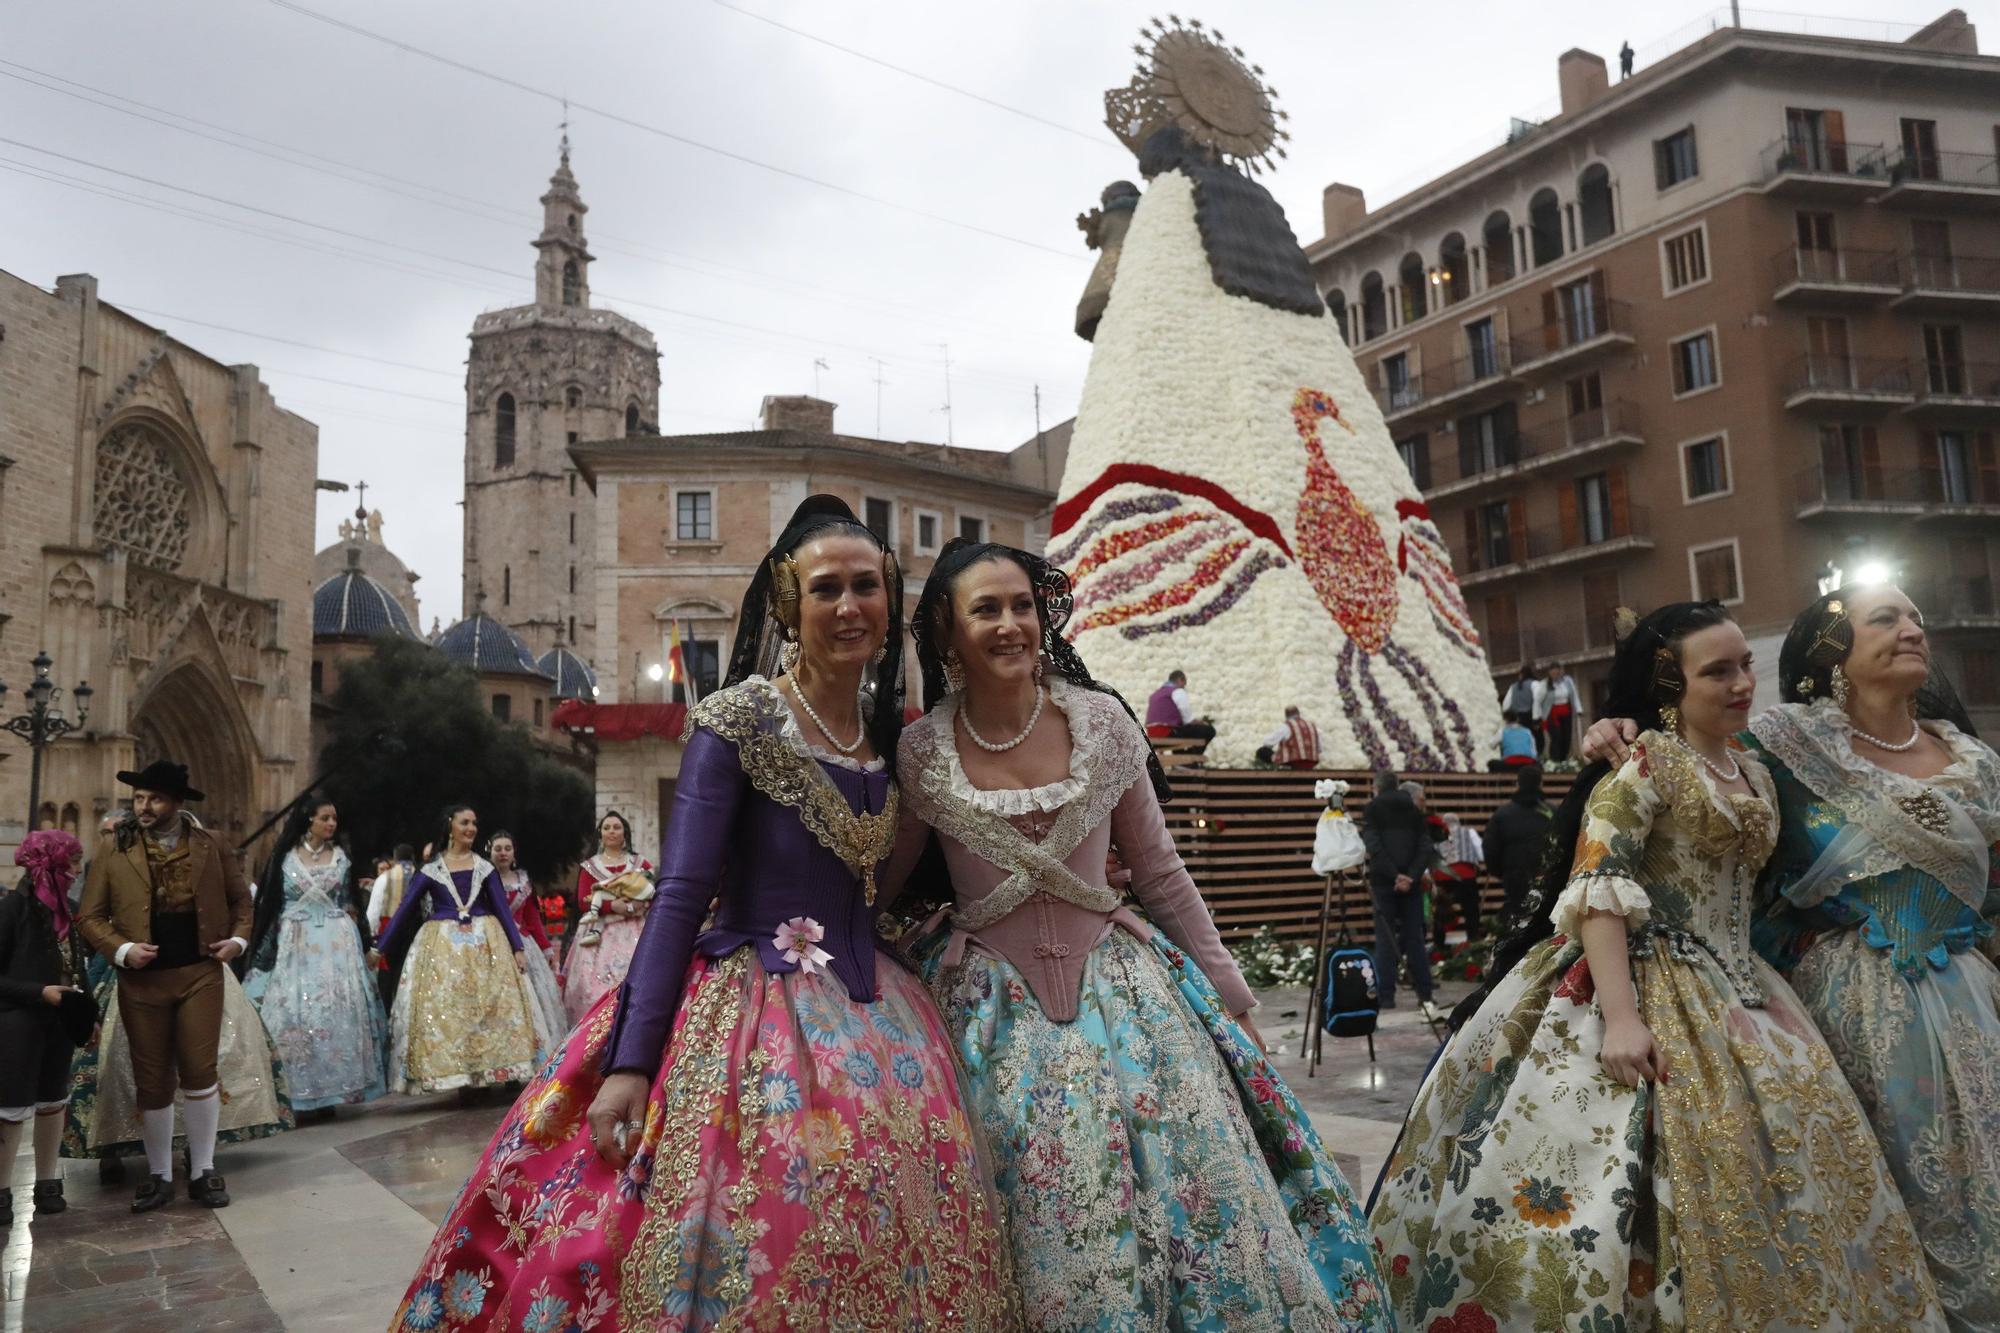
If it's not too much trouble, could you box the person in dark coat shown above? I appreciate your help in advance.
[1483,763,1554,920]
[1360,769,1438,1017]
[0,829,89,1227]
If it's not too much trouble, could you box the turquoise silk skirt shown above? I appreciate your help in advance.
[912,922,1391,1332]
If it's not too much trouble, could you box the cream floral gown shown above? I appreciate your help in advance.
[1368,732,1944,1332]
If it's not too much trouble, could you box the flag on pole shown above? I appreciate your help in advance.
[681,619,701,707]
[666,621,686,695]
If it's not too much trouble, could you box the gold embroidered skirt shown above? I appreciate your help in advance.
[388,916,539,1094]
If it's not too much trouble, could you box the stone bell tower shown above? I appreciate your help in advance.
[462,136,660,665]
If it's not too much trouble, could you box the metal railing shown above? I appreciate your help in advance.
[1903,253,2000,295]
[1373,346,1516,416]
[1519,297,1630,361]
[1770,244,1899,289]
[1794,464,1929,507]
[1784,353,1914,397]
[1453,399,1641,482]
[1908,577,2000,621]
[1917,358,2000,399]
[1885,147,2000,189]
[1760,136,1890,182]
[1463,502,1650,573]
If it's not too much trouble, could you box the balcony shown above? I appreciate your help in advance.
[1511,298,1635,379]
[1781,354,1915,412]
[1770,245,1900,307]
[1759,137,1891,200]
[1905,360,2000,421]
[1426,400,1644,502]
[1793,465,1930,520]
[1906,577,2000,630]
[1894,254,2000,313]
[1458,504,1653,588]
[1372,346,1518,425]
[1875,148,2000,211]
[1484,618,1619,675]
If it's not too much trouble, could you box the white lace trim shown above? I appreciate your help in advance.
[746,674,887,773]
[936,676,1130,815]
[1550,873,1652,941]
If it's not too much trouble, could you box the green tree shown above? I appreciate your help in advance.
[319,635,595,883]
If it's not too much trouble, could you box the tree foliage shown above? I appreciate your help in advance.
[319,635,596,882]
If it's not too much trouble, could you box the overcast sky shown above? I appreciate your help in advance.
[2,0,1978,629]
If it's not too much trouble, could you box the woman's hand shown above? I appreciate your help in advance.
[1599,1013,1668,1087]
[513,950,527,974]
[1580,717,1640,766]
[587,1072,650,1169]
[1236,1014,1268,1054]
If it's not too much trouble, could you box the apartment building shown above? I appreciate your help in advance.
[1306,10,2000,730]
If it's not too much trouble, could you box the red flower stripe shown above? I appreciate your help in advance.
[1072,510,1206,579]
[1052,463,1293,556]
[1075,539,1249,633]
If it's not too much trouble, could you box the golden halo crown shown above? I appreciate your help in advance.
[1104,16,1288,174]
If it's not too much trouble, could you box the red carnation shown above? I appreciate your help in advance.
[1428,1302,1498,1333]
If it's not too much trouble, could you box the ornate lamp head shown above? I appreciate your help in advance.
[1104,16,1289,174]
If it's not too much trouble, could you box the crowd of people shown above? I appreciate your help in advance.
[2,495,1997,1333]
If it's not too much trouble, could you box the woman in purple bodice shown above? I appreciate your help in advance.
[388,497,1018,1333]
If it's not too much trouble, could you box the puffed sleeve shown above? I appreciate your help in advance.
[1111,774,1259,1016]
[600,724,747,1076]
[1549,743,1662,941]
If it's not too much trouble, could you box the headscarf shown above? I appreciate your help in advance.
[17,829,84,939]
[910,538,1171,802]
[724,495,907,770]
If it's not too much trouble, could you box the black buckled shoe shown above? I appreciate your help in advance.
[32,1180,65,1215]
[187,1169,230,1208]
[132,1174,173,1213]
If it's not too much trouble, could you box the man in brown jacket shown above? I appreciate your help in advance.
[77,760,250,1212]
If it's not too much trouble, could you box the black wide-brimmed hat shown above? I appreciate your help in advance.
[114,760,204,802]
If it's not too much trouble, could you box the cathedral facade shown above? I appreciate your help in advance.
[462,143,660,666]
[0,269,317,854]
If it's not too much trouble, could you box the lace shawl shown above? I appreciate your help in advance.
[900,678,1150,932]
[1751,700,2000,913]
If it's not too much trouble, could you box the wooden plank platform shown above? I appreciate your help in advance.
[1159,765,1575,947]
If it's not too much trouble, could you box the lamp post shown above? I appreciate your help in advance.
[0,651,93,831]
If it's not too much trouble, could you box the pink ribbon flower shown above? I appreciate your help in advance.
[773,917,834,975]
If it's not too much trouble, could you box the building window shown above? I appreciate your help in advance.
[675,490,714,541]
[492,694,512,722]
[1359,272,1387,341]
[914,509,942,555]
[569,614,576,642]
[1785,107,1847,172]
[1577,164,1615,245]
[569,473,577,497]
[1459,406,1517,476]
[1654,126,1698,188]
[1661,226,1708,293]
[568,564,576,594]
[569,512,576,545]
[1671,329,1719,396]
[1325,288,1348,342]
[1924,324,1966,393]
[625,403,641,436]
[1482,210,1515,285]
[1935,430,1973,504]
[566,431,578,451]
[562,259,580,307]
[564,385,582,409]
[502,565,511,606]
[1438,233,1469,305]
[1381,352,1415,409]
[670,637,723,704]
[1528,188,1562,267]
[1398,251,1427,323]
[1476,500,1513,568]
[1395,433,1431,490]
[494,392,516,467]
[863,496,894,546]
[1901,117,1941,180]
[958,514,986,543]
[1566,373,1604,438]
[1465,318,1499,379]
[1689,539,1742,604]
[310,660,323,695]
[1683,435,1730,501]
[1576,473,1612,545]
[1910,218,1953,288]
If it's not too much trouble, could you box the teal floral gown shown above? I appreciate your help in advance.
[1748,701,2000,1332]
[1369,732,1944,1332]
[891,681,1390,1332]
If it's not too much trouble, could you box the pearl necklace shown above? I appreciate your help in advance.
[1850,718,1923,752]
[1677,733,1742,784]
[961,686,1044,753]
[301,838,332,859]
[786,677,865,755]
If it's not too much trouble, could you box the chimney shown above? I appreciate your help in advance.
[1320,184,1368,243]
[1557,49,1610,116]
[758,395,836,433]
[1906,9,1977,54]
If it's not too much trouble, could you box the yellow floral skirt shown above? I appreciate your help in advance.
[1368,936,1945,1331]
[388,916,539,1094]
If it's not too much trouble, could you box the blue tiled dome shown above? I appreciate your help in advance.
[537,646,597,700]
[435,612,550,679]
[313,568,418,639]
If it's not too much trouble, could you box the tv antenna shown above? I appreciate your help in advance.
[870,358,888,437]
[937,343,955,446]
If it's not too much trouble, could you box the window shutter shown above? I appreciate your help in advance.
[1608,467,1631,534]
[1464,510,1481,570]
[1823,109,1847,172]
[1863,426,1886,499]
[1557,484,1579,549]
[1684,125,1699,179]
[1458,416,1478,477]
[1541,290,1560,353]
[1654,138,1669,191]
[1507,498,1528,563]
[1977,431,1999,504]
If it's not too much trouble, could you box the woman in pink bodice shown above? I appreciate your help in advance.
[559,811,652,1026]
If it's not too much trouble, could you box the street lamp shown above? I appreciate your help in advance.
[0,651,92,830]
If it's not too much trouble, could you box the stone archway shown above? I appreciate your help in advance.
[131,661,257,840]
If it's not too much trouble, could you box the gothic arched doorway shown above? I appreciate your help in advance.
[131,662,257,841]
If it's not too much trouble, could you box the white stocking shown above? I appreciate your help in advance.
[182,1085,220,1175]
[140,1105,175,1179]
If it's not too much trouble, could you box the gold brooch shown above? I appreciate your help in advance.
[1898,790,1952,835]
